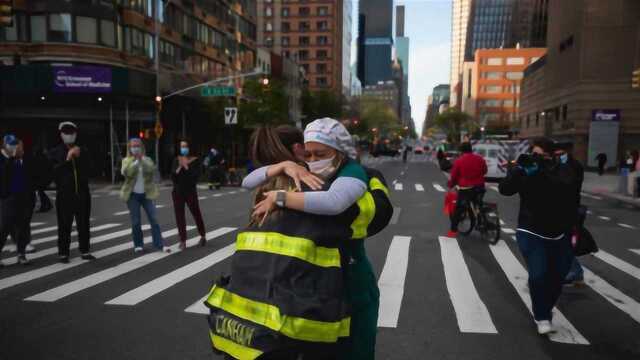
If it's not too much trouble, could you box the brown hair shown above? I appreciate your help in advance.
[248,126,303,226]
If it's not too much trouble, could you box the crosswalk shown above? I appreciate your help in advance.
[2,216,639,349]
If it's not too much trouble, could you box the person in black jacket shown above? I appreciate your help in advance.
[48,122,95,263]
[171,140,206,250]
[499,137,577,336]
[0,136,36,265]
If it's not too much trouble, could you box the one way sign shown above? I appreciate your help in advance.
[224,107,238,125]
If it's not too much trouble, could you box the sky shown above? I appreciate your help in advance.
[351,0,452,135]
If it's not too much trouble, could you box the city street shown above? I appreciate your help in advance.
[1,154,639,360]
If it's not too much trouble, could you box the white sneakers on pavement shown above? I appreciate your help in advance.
[26,244,36,253]
[535,320,555,335]
[134,247,144,253]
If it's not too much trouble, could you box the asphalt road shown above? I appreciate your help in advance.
[1,154,639,360]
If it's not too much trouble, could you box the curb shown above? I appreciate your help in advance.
[583,190,640,208]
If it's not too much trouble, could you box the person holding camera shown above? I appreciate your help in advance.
[499,138,578,336]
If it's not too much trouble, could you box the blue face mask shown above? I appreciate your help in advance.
[180,147,189,156]
[559,153,568,164]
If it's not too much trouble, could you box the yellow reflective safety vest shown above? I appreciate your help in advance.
[349,167,393,240]
[206,202,357,359]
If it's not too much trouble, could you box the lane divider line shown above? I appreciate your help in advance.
[432,183,446,192]
[390,207,402,225]
[377,236,412,328]
[394,183,403,191]
[415,184,425,192]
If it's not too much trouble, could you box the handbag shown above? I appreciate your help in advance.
[572,226,598,256]
[443,191,457,216]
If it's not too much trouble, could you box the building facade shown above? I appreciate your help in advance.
[394,5,411,128]
[363,80,399,122]
[426,84,450,128]
[357,0,393,86]
[258,0,349,94]
[518,0,640,166]
[0,0,256,178]
[450,0,472,107]
[471,48,546,131]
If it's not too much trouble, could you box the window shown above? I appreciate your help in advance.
[317,50,327,59]
[316,63,327,74]
[505,72,523,80]
[317,36,328,45]
[299,36,309,46]
[1,14,26,42]
[486,57,502,65]
[299,50,309,60]
[317,21,328,30]
[299,7,310,16]
[484,85,501,93]
[282,50,290,58]
[49,14,72,42]
[265,7,272,17]
[265,22,273,31]
[282,22,290,32]
[299,21,310,31]
[282,8,289,17]
[265,36,273,46]
[30,15,46,42]
[506,57,525,65]
[480,99,501,107]
[317,6,329,16]
[503,99,514,107]
[316,77,327,86]
[282,36,289,46]
[530,57,540,64]
[301,63,309,73]
[483,71,502,79]
[76,16,97,44]
[100,19,116,47]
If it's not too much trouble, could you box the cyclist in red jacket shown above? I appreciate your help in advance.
[447,142,487,237]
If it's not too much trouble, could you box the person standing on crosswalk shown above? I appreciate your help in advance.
[171,139,206,250]
[48,122,95,264]
[120,138,168,253]
[0,135,36,265]
[499,137,577,336]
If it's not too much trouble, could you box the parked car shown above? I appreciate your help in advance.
[414,146,425,154]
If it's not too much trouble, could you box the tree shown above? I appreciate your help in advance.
[239,79,289,127]
[434,109,479,144]
[357,96,401,140]
[301,89,343,124]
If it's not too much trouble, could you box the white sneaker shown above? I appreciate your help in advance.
[536,320,554,335]
[26,244,36,253]
[134,247,144,253]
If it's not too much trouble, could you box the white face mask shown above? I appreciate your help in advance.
[307,156,336,178]
[61,133,76,145]
[5,145,17,156]
[130,147,142,156]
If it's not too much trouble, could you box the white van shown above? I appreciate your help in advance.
[473,143,506,179]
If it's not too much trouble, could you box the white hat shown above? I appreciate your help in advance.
[304,118,357,159]
[58,121,78,131]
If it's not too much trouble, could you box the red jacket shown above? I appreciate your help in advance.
[448,153,487,188]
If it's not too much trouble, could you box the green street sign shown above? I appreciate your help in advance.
[201,86,236,97]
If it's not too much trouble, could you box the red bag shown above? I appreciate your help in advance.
[443,191,458,216]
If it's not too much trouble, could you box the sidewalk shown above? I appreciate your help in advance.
[582,171,640,207]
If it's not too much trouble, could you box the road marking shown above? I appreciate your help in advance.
[2,223,122,253]
[631,249,640,256]
[618,223,635,229]
[377,236,412,328]
[105,228,237,306]
[581,192,602,200]
[0,226,155,291]
[489,241,589,345]
[114,210,129,216]
[598,216,611,221]
[390,207,402,225]
[31,225,60,236]
[198,196,207,200]
[394,183,403,191]
[30,222,46,227]
[400,171,405,176]
[502,228,515,234]
[228,191,237,195]
[392,179,397,185]
[185,294,210,314]
[213,194,223,197]
[490,185,499,192]
[438,236,497,334]
[415,184,425,192]
[432,183,446,192]
[24,227,202,302]
[586,210,593,215]
[499,219,505,226]
[593,250,640,281]
[583,266,640,324]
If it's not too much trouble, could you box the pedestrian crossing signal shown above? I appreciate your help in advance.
[0,0,13,27]
[633,68,640,89]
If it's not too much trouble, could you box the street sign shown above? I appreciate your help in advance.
[201,86,236,97]
[225,107,238,125]
[154,120,164,138]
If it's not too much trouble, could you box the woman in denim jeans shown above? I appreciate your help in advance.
[120,138,168,253]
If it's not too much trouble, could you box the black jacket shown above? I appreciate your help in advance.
[171,157,201,195]
[499,158,580,238]
[0,153,36,199]
[48,144,91,196]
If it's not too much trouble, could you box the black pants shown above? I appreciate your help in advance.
[597,162,605,175]
[0,192,35,255]
[56,191,91,256]
[451,187,484,232]
[36,189,52,212]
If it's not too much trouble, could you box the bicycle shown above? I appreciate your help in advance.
[453,187,501,244]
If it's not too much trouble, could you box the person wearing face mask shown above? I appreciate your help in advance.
[120,138,167,253]
[499,138,578,336]
[171,140,206,250]
[0,136,36,265]
[48,122,95,263]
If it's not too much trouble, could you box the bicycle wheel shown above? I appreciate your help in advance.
[481,209,501,245]
[455,206,475,236]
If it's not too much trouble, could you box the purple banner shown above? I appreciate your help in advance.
[53,65,112,93]
[591,109,621,122]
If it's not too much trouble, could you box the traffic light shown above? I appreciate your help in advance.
[0,0,13,27]
[139,131,145,139]
[633,68,640,89]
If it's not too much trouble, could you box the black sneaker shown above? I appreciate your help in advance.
[81,253,96,261]
[17,255,31,265]
[59,256,70,264]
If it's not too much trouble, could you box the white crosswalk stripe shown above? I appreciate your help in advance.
[394,183,403,191]
[592,250,640,281]
[30,222,46,227]
[631,249,640,256]
[415,184,424,192]
[432,183,446,192]
[439,236,497,334]
[105,228,236,306]
[378,236,412,328]
[2,223,122,254]
[24,227,197,302]
[489,241,589,345]
[582,267,640,324]
[31,225,60,236]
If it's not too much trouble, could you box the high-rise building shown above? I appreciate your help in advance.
[357,0,394,86]
[426,84,451,127]
[450,0,473,106]
[258,0,351,94]
[395,5,411,127]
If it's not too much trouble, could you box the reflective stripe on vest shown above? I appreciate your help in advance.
[369,177,389,196]
[351,191,376,239]
[236,232,342,268]
[207,285,351,343]
[210,332,263,360]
